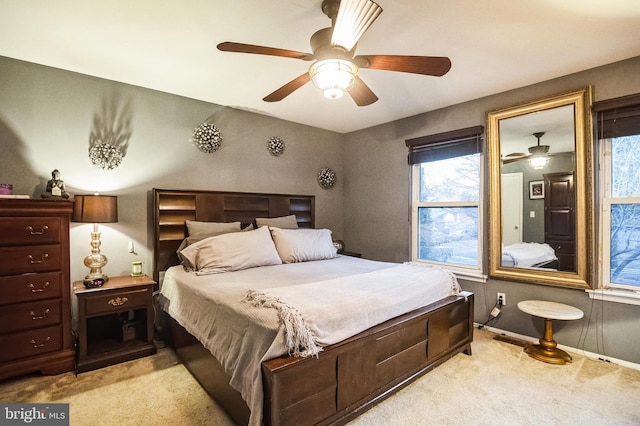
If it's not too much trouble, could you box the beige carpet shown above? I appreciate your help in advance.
[2,328,639,425]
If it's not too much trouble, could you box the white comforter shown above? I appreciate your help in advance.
[502,242,557,267]
[159,256,459,426]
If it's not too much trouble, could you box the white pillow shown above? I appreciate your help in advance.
[186,220,241,238]
[255,215,299,229]
[176,224,254,265]
[270,227,338,263]
[179,226,282,274]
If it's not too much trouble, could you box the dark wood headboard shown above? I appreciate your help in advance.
[152,188,315,282]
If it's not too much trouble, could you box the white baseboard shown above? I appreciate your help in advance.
[474,323,640,371]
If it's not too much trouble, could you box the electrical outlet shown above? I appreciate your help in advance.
[497,292,506,306]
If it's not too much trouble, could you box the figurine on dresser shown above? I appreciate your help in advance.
[42,169,70,199]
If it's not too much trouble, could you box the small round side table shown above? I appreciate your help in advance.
[517,300,583,365]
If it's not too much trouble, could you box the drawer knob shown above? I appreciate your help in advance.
[30,337,51,348]
[28,254,49,264]
[108,297,128,307]
[29,281,50,292]
[30,309,51,320]
[26,225,49,235]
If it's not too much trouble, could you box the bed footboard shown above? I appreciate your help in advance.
[262,291,474,426]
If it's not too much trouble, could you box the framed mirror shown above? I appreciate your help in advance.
[488,88,593,288]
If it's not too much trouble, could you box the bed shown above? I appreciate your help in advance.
[502,242,558,268]
[152,188,474,426]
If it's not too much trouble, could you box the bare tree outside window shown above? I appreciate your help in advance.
[609,135,640,286]
[418,154,480,266]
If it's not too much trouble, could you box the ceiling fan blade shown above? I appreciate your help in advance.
[502,155,531,165]
[354,54,452,76]
[348,76,378,106]
[263,73,312,102]
[217,42,314,61]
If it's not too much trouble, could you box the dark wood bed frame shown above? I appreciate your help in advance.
[152,188,474,426]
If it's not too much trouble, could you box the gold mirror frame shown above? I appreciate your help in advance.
[488,87,593,288]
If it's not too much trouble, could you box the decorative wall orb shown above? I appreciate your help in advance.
[89,143,124,170]
[317,167,337,189]
[267,137,285,156]
[192,123,223,153]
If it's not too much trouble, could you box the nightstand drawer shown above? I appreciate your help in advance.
[84,288,150,316]
[0,244,63,275]
[0,272,63,305]
[0,325,63,363]
[0,299,62,333]
[0,217,62,246]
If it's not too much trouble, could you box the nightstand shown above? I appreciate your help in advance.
[74,275,157,373]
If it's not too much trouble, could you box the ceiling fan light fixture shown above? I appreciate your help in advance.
[309,59,358,99]
[331,0,382,51]
[529,156,548,169]
[529,131,549,169]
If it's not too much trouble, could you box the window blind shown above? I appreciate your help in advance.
[405,125,484,164]
[593,93,640,139]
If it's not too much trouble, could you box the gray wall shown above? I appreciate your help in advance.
[343,55,640,364]
[0,56,345,284]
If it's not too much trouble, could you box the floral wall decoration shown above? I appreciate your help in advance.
[267,136,285,156]
[317,167,337,189]
[192,122,223,153]
[88,94,132,170]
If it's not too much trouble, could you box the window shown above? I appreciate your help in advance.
[595,94,640,291]
[601,135,640,289]
[406,126,484,279]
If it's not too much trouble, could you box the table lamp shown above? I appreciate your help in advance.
[72,194,118,281]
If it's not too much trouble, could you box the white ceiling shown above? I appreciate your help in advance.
[1,0,639,134]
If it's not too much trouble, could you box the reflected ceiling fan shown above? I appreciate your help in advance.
[502,132,550,166]
[217,0,451,106]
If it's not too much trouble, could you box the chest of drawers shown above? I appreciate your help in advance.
[0,199,75,380]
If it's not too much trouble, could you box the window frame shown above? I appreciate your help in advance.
[589,92,640,304]
[406,126,485,282]
[599,136,640,291]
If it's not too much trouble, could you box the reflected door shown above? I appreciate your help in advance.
[544,172,575,271]
[501,173,523,246]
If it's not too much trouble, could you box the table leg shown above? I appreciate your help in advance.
[524,318,573,364]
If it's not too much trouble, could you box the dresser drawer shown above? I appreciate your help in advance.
[0,272,63,305]
[0,325,63,363]
[0,217,62,246]
[0,244,62,275]
[84,288,150,316]
[0,299,62,334]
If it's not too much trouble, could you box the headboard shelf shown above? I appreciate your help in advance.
[153,188,315,282]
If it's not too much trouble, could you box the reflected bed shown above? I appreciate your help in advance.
[502,242,558,268]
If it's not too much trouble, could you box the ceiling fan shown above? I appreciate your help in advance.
[502,132,550,166]
[217,0,451,106]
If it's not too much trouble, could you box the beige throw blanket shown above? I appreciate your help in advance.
[244,262,461,357]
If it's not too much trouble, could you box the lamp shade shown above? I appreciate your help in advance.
[72,195,118,223]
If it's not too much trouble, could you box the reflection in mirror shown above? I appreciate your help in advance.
[488,88,592,289]
[500,105,576,272]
